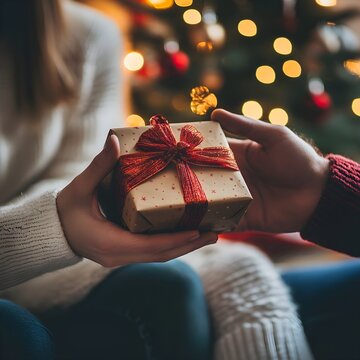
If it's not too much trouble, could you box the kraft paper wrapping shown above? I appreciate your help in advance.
[111,121,252,233]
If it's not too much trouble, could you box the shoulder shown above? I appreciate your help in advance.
[63,1,121,57]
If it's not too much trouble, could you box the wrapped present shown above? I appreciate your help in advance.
[110,115,252,233]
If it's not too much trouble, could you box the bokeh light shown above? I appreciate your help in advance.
[344,59,360,77]
[268,108,289,125]
[242,101,263,120]
[147,0,174,9]
[256,65,276,84]
[175,0,192,7]
[237,19,257,37]
[282,60,302,78]
[124,52,144,71]
[196,41,213,52]
[126,114,146,127]
[164,40,180,53]
[315,0,337,7]
[352,98,360,116]
[183,9,202,25]
[273,37,292,55]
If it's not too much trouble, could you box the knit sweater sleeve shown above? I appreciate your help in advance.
[0,14,123,290]
[300,154,360,256]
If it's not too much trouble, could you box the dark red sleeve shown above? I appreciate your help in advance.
[300,154,360,256]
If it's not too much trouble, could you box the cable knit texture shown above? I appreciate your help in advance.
[301,154,360,256]
[0,1,123,305]
[182,242,314,360]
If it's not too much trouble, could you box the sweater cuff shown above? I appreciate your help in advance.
[300,154,360,256]
[0,190,81,289]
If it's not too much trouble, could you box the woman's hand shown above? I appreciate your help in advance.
[56,134,217,267]
[212,109,329,233]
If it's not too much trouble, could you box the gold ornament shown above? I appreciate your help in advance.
[190,86,218,115]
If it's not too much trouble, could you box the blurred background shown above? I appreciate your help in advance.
[77,0,360,267]
[77,0,360,160]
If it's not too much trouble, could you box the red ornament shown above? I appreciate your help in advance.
[304,91,332,124]
[160,51,190,78]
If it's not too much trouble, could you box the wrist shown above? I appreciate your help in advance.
[300,156,330,229]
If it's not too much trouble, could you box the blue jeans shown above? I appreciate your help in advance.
[282,260,360,360]
[0,261,212,360]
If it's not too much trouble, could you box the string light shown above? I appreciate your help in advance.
[256,65,276,84]
[273,37,292,55]
[126,114,146,127]
[344,59,360,77]
[242,101,263,119]
[175,0,192,7]
[237,19,257,37]
[352,98,360,116]
[196,41,213,52]
[147,0,174,9]
[183,9,202,25]
[268,108,289,125]
[315,0,337,7]
[283,60,302,78]
[124,52,144,71]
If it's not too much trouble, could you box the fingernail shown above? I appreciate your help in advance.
[104,130,115,152]
[188,231,200,241]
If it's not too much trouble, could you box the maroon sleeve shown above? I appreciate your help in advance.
[300,154,360,256]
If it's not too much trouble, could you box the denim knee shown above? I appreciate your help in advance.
[0,300,53,360]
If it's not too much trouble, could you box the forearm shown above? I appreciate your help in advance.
[0,186,80,290]
[301,154,360,256]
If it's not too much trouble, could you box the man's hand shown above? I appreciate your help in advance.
[57,134,217,267]
[212,109,329,233]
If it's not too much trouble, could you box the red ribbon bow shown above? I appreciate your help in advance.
[116,115,239,230]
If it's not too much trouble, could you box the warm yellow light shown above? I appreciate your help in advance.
[273,37,293,55]
[237,19,257,37]
[242,101,263,120]
[175,0,192,7]
[256,65,276,84]
[126,114,145,127]
[183,9,202,25]
[283,60,302,78]
[315,0,337,7]
[196,41,213,52]
[344,59,360,77]
[352,98,360,116]
[269,108,289,126]
[147,0,174,9]
[124,52,144,71]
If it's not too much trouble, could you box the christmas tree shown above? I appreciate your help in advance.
[80,0,360,160]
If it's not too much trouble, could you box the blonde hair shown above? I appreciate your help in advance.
[0,0,78,117]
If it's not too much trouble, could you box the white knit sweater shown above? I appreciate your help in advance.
[0,1,121,307]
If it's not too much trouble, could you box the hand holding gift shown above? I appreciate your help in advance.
[56,134,218,268]
[212,109,330,233]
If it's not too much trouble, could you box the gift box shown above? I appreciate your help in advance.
[110,115,252,233]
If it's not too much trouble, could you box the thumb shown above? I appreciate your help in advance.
[77,134,121,194]
[212,109,276,145]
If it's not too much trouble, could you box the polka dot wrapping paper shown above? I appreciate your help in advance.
[110,121,252,233]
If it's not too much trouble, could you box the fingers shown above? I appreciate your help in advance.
[114,232,218,266]
[152,232,218,262]
[92,221,218,267]
[212,109,276,145]
[76,134,120,194]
